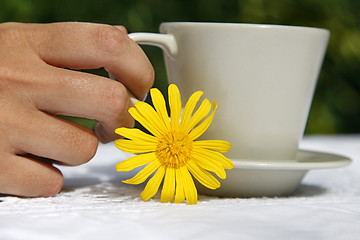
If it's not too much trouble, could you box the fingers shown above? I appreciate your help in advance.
[0,22,154,197]
[26,22,154,142]
[0,153,63,197]
[10,109,99,166]
[32,65,135,143]
[114,25,128,34]
[33,22,154,100]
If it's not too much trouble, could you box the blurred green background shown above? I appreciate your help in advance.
[1,0,359,134]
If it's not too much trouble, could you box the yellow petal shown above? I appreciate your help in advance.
[161,168,175,203]
[174,169,185,203]
[183,98,211,134]
[193,146,234,169]
[168,84,182,129]
[187,160,220,190]
[140,166,166,201]
[114,139,156,154]
[115,128,158,143]
[192,140,231,153]
[188,102,217,140]
[180,91,203,128]
[191,149,227,179]
[180,166,197,205]
[150,88,171,130]
[116,152,157,172]
[134,101,167,134]
[129,107,162,137]
[123,160,160,185]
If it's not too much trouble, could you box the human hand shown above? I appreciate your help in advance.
[0,22,154,197]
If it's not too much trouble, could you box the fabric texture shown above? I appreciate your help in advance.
[0,135,359,240]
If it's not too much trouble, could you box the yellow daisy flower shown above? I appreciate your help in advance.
[115,84,233,205]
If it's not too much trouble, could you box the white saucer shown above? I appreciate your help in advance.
[196,150,351,198]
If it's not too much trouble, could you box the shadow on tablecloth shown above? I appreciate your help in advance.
[59,164,328,201]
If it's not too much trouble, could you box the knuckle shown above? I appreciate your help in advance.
[92,25,128,56]
[102,83,129,118]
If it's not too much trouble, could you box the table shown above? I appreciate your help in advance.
[1,135,359,240]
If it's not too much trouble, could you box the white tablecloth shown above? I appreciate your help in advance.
[1,135,359,240]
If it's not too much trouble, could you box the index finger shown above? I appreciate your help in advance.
[29,22,154,100]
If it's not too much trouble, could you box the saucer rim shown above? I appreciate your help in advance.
[230,150,352,170]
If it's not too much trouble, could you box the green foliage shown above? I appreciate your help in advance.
[1,0,359,133]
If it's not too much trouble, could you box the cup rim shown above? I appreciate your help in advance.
[160,21,329,34]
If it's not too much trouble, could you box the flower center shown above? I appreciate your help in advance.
[156,130,192,168]
[170,144,180,154]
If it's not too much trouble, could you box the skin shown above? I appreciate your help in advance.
[0,22,154,197]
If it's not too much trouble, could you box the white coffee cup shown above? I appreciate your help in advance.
[129,22,329,161]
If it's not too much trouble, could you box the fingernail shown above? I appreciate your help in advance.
[141,92,148,101]
[127,89,139,105]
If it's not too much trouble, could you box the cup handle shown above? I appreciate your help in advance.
[128,33,178,57]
